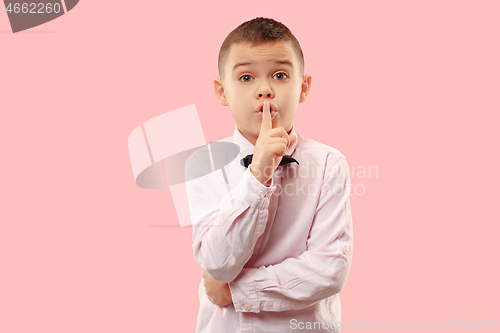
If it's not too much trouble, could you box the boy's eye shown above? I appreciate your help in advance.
[273,72,289,81]
[239,75,253,82]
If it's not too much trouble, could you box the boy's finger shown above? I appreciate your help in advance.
[260,101,272,134]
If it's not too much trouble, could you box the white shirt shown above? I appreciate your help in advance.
[186,124,353,333]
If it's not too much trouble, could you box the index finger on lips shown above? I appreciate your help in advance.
[260,101,273,134]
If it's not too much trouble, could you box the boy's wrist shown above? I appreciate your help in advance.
[249,165,271,186]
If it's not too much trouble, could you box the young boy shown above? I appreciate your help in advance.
[186,17,353,333]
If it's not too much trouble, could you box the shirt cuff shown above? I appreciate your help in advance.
[228,268,260,313]
[234,168,276,208]
[249,164,275,188]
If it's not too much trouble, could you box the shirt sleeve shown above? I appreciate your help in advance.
[187,155,278,283]
[228,155,353,313]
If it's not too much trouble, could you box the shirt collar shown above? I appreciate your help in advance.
[232,124,299,158]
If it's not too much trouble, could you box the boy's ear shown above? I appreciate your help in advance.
[299,74,312,103]
[214,78,229,106]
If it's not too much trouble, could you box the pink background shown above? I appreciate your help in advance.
[1,1,499,332]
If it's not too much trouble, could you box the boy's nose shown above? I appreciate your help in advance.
[257,85,274,99]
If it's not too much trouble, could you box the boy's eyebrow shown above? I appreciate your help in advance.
[232,60,293,72]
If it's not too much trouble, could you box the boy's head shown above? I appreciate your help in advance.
[218,17,304,80]
[214,17,312,146]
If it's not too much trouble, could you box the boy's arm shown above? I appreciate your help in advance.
[202,270,233,307]
[187,156,278,283]
[228,156,353,313]
[189,104,295,283]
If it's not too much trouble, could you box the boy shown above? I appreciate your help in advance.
[186,17,353,333]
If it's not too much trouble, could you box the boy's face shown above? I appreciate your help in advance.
[214,41,311,146]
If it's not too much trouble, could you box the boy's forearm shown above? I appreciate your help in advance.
[192,168,277,282]
[228,157,353,313]
[228,246,352,313]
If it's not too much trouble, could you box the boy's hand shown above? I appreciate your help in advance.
[202,271,233,307]
[250,101,298,185]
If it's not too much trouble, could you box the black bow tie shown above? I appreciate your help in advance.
[240,154,299,168]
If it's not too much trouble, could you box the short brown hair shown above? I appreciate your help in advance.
[218,17,304,79]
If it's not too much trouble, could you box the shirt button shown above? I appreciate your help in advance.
[343,246,350,254]
[243,303,250,311]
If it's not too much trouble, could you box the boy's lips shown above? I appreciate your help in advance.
[255,102,278,120]
[256,110,277,120]
[255,102,278,113]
